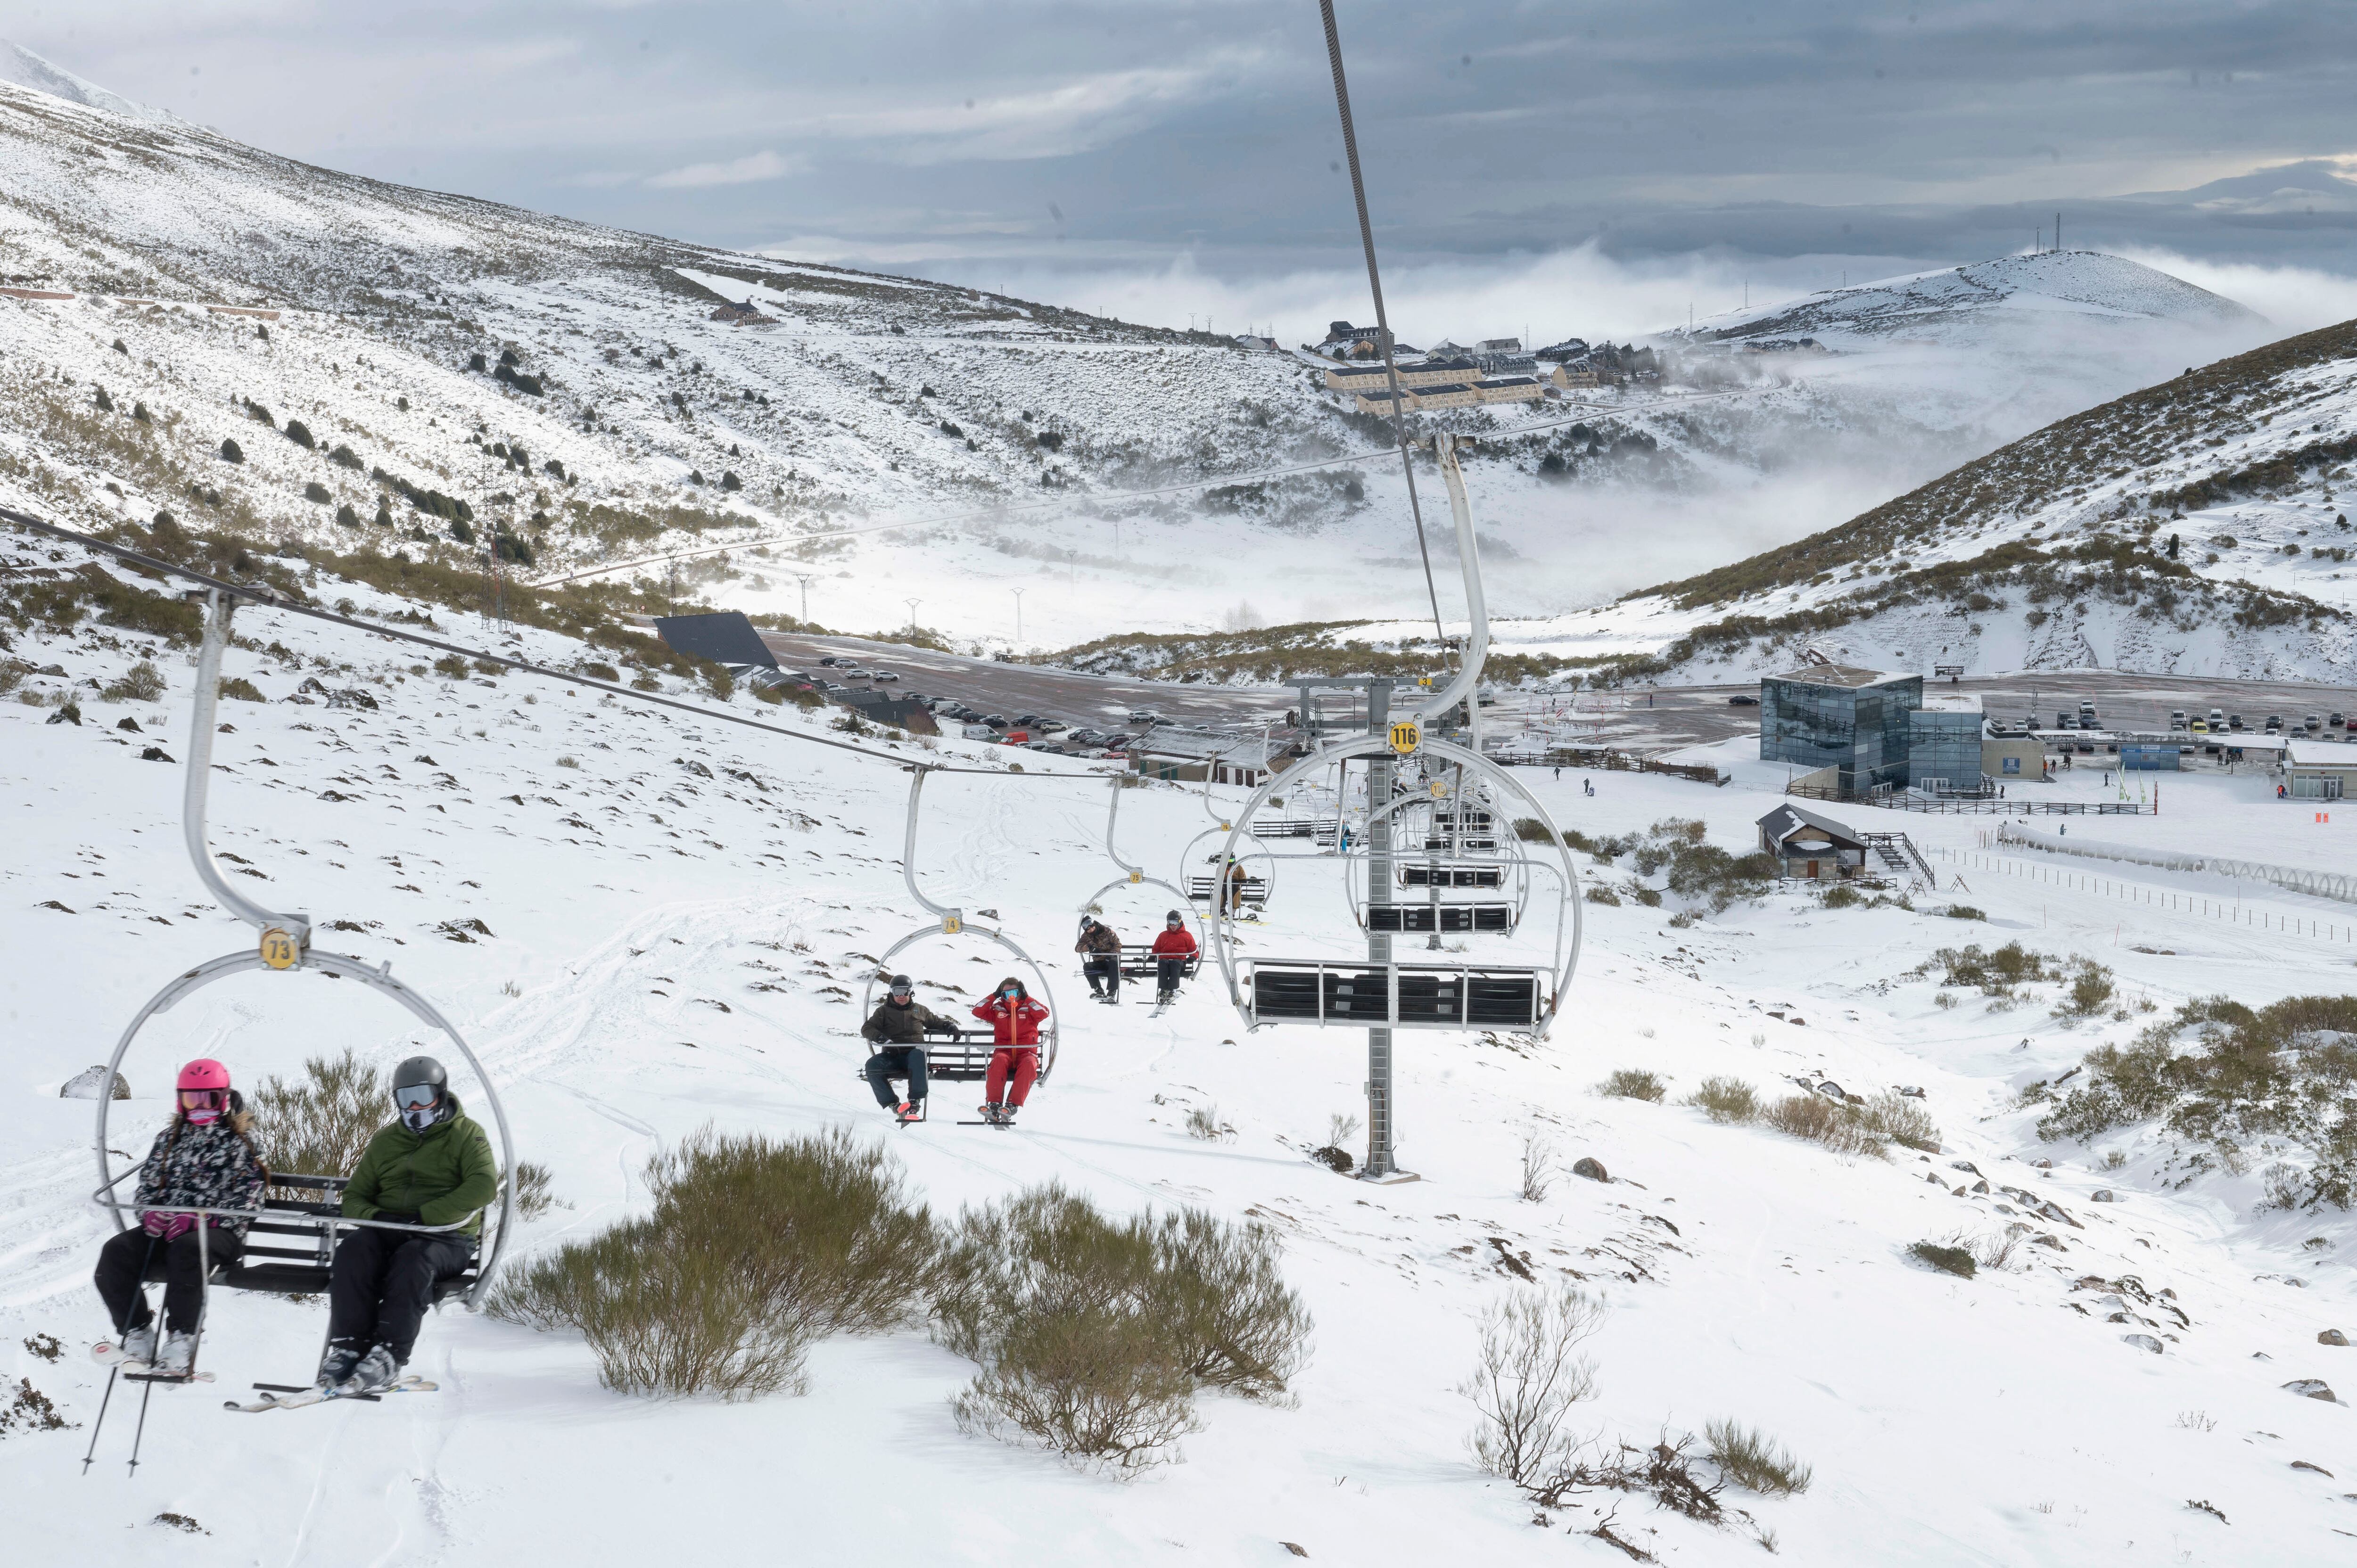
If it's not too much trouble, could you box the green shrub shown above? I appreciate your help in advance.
[1943,905,1986,920]
[1820,883,1863,908]
[303,481,331,504]
[1704,1419,1813,1494]
[99,660,165,702]
[1856,1092,1941,1153]
[935,1184,1309,1470]
[1764,1094,1886,1158]
[1584,883,1624,905]
[1515,817,1558,844]
[489,1126,938,1399]
[1907,1240,1977,1279]
[284,419,316,449]
[248,1051,388,1194]
[432,653,470,679]
[1688,1076,1760,1124]
[1931,942,2059,994]
[581,662,620,683]
[217,676,266,703]
[219,437,243,464]
[335,503,361,527]
[1598,1068,1667,1103]
[2055,958,2117,1019]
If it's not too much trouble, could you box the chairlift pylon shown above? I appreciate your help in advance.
[858,766,1061,1083]
[91,591,520,1325]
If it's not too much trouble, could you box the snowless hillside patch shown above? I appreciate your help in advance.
[2,533,2355,1563]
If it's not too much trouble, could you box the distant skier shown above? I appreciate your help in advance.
[1150,911,1198,1004]
[973,977,1050,1125]
[1223,858,1251,917]
[862,973,951,1124]
[1077,914,1123,1003]
[321,1057,495,1393]
[92,1059,266,1375]
[1583,778,1595,797]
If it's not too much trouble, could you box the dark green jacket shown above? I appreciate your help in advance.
[342,1093,498,1238]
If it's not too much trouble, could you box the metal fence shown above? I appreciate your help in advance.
[1994,821,2357,905]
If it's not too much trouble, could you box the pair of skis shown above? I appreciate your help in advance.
[956,1104,1020,1129]
[225,1375,435,1413]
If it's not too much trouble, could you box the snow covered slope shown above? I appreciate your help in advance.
[0,41,183,126]
[5,528,2357,1566]
[1473,314,2357,685]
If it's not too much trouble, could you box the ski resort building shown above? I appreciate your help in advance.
[1755,802,1871,879]
[1324,357,1483,394]
[2285,740,2357,799]
[1125,731,1299,787]
[1350,375,1547,415]
[1760,664,1923,796]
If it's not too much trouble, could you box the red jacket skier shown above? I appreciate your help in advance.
[1149,911,1197,1003]
[972,977,1049,1126]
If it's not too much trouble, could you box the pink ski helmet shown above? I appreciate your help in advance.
[177,1059,231,1092]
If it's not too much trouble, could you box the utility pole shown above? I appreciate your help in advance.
[1363,677,1401,1180]
[904,598,922,633]
[793,573,813,627]
[2055,212,2061,251]
[1011,586,1025,646]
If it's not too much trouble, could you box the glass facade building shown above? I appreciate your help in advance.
[1760,667,1923,795]
[1906,708,1987,793]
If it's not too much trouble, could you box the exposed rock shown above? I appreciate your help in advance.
[2321,1330,2350,1347]
[2030,1158,2052,1168]
[2293,1461,2335,1477]
[2283,1379,2338,1403]
[1971,1179,1991,1194]
[2122,1334,2164,1354]
[1951,1160,1982,1175]
[2091,1189,2117,1202]
[1571,1157,1609,1182]
[59,1065,130,1100]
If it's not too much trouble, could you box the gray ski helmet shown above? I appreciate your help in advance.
[393,1055,448,1101]
[889,973,914,994]
[1166,910,1183,923]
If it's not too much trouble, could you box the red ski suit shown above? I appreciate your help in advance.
[972,994,1050,1107]
[1150,927,1198,959]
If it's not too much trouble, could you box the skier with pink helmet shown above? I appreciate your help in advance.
[91,1059,268,1375]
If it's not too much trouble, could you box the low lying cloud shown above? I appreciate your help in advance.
[647,149,804,189]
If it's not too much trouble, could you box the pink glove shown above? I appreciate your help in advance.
[139,1212,196,1242]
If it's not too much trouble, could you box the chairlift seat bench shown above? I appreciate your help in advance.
[1366,903,1513,933]
[1242,960,1546,1030]
[137,1174,482,1304]
[1118,945,1203,983]
[862,1025,1024,1084]
[1186,874,1269,905]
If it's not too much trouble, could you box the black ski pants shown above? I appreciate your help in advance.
[327,1226,474,1363]
[1156,957,1187,994]
[95,1226,244,1334]
[1085,954,1121,996]
[865,1045,928,1107]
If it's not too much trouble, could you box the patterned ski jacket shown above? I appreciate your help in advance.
[1075,923,1121,957]
[133,1115,268,1238]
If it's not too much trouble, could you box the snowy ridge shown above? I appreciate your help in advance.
[0,41,184,127]
[4,530,2357,1562]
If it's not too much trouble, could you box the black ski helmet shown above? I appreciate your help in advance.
[393,1055,448,1102]
[1165,910,1183,924]
[889,973,915,995]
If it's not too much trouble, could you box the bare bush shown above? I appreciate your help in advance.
[1687,1077,1760,1124]
[99,660,165,703]
[487,1126,937,1399]
[512,1160,559,1221]
[1147,1208,1312,1398]
[1520,1127,1556,1203]
[248,1051,387,1194]
[952,1311,1198,1476]
[1598,1068,1667,1103]
[1763,1094,1887,1159]
[1461,1283,1606,1484]
[1704,1419,1813,1495]
[1183,1104,1235,1142]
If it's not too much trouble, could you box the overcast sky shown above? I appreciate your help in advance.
[16,2,2357,337]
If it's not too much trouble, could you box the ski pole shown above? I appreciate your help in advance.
[80,1367,118,1477]
[127,1379,154,1478]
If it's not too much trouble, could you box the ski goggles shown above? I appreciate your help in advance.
[178,1088,226,1113]
[393,1084,443,1111]
[889,983,915,997]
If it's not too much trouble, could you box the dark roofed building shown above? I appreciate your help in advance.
[1755,803,1870,879]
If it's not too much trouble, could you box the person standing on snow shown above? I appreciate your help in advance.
[862,973,952,1124]
[92,1059,267,1374]
[1076,914,1123,1002]
[1150,910,1197,1004]
[321,1057,495,1393]
[972,977,1050,1125]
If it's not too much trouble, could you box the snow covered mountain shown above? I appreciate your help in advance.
[0,41,183,126]
[0,45,2289,651]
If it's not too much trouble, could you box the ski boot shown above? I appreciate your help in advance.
[894,1099,925,1126]
[157,1331,198,1375]
[317,1341,362,1390]
[977,1101,1005,1126]
[343,1343,401,1394]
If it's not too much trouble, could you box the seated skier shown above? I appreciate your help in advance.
[1150,910,1198,1005]
[863,973,953,1125]
[92,1058,267,1375]
[1076,914,1123,1003]
[972,976,1050,1126]
[320,1056,496,1393]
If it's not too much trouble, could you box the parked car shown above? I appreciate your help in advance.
[2228,714,2245,730]
[1038,719,1070,733]
[2209,708,2225,727]
[960,724,997,740]
[870,670,900,682]
[2014,717,2033,734]
[2168,709,2187,725]
[1014,713,1043,728]
[1728,694,1759,706]
[2267,714,2284,728]
[2333,713,2348,728]
[1126,710,1160,724]
[982,714,1009,729]
[1101,732,1135,750]
[2308,714,2326,731]
[2189,719,2209,735]
[1068,729,1105,746]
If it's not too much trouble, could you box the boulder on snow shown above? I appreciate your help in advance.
[59,1066,130,1100]
[2283,1379,2339,1403]
[1571,1157,1609,1183]
[2122,1334,2164,1354]
[2091,1189,2117,1203]
[2320,1330,2351,1347]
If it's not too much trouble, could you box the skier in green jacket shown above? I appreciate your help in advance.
[319,1056,496,1392]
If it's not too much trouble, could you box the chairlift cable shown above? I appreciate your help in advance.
[0,506,1101,781]
[1317,0,1450,657]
